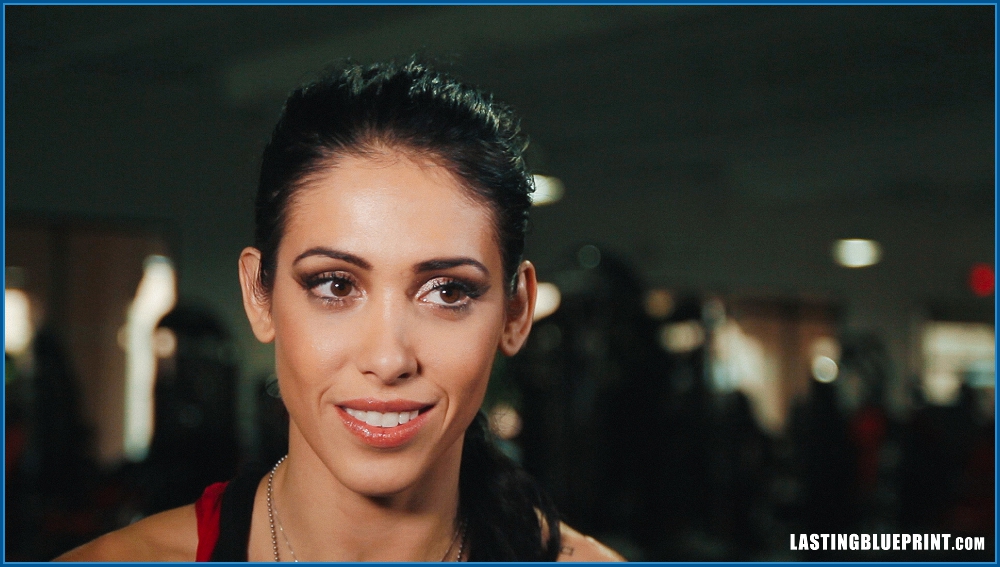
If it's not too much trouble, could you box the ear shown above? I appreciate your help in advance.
[499,260,537,356]
[238,247,275,343]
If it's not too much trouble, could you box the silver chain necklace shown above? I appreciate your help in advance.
[266,455,466,562]
[267,456,295,562]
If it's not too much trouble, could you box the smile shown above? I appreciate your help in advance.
[342,408,420,428]
[336,399,434,449]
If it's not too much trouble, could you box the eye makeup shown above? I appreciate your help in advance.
[300,270,362,304]
[417,276,489,311]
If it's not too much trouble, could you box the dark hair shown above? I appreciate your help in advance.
[255,60,532,296]
[253,61,560,561]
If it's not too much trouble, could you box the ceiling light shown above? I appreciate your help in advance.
[533,282,561,321]
[832,239,882,268]
[5,289,33,356]
[811,355,839,383]
[531,175,564,205]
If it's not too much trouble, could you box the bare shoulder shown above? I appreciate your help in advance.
[557,522,626,562]
[54,504,198,562]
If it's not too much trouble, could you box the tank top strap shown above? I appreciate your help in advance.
[197,461,271,562]
[194,481,227,561]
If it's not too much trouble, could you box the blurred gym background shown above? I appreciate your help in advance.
[5,6,994,561]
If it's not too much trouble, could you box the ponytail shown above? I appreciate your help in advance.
[459,412,561,561]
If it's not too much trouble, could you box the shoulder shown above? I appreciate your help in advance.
[557,522,626,562]
[54,504,198,562]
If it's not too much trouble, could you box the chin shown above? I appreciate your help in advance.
[333,431,466,501]
[337,455,429,498]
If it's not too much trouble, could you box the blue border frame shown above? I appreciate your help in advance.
[1,2,996,565]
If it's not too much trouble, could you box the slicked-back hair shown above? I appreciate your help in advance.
[255,60,532,297]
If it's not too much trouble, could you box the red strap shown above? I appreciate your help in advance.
[195,481,228,561]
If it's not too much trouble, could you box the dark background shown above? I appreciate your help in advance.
[5,6,994,561]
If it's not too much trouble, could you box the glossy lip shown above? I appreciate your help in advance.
[336,398,434,449]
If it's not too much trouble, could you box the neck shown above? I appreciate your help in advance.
[268,424,464,561]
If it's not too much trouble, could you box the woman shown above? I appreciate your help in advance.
[57,61,623,562]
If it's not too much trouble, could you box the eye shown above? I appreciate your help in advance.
[305,272,359,302]
[418,277,483,309]
[434,283,468,305]
[328,279,353,297]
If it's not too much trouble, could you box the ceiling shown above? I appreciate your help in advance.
[8,6,993,201]
[6,6,994,215]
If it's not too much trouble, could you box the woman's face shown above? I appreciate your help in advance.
[240,151,534,498]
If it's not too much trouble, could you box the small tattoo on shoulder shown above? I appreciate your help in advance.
[561,546,575,556]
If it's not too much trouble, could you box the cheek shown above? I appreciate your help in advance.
[420,316,502,407]
[270,291,351,398]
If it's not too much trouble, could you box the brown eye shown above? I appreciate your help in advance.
[438,285,465,304]
[304,272,359,302]
[330,279,353,297]
[418,277,481,309]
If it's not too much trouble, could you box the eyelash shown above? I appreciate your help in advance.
[303,271,360,304]
[420,277,485,311]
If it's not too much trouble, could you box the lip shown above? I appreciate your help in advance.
[336,398,434,449]
[338,398,431,413]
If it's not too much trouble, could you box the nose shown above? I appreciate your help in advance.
[355,293,419,384]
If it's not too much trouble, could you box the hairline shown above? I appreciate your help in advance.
[268,142,516,294]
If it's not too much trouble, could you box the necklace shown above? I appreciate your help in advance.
[267,456,296,562]
[443,518,468,562]
[265,455,467,562]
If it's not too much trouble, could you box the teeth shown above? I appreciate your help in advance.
[344,408,420,428]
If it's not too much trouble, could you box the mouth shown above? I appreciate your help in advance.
[342,408,422,428]
[336,399,434,448]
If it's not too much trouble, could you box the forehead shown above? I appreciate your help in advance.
[281,153,499,267]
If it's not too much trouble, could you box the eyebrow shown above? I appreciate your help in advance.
[415,258,490,277]
[292,247,372,270]
[291,248,488,277]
